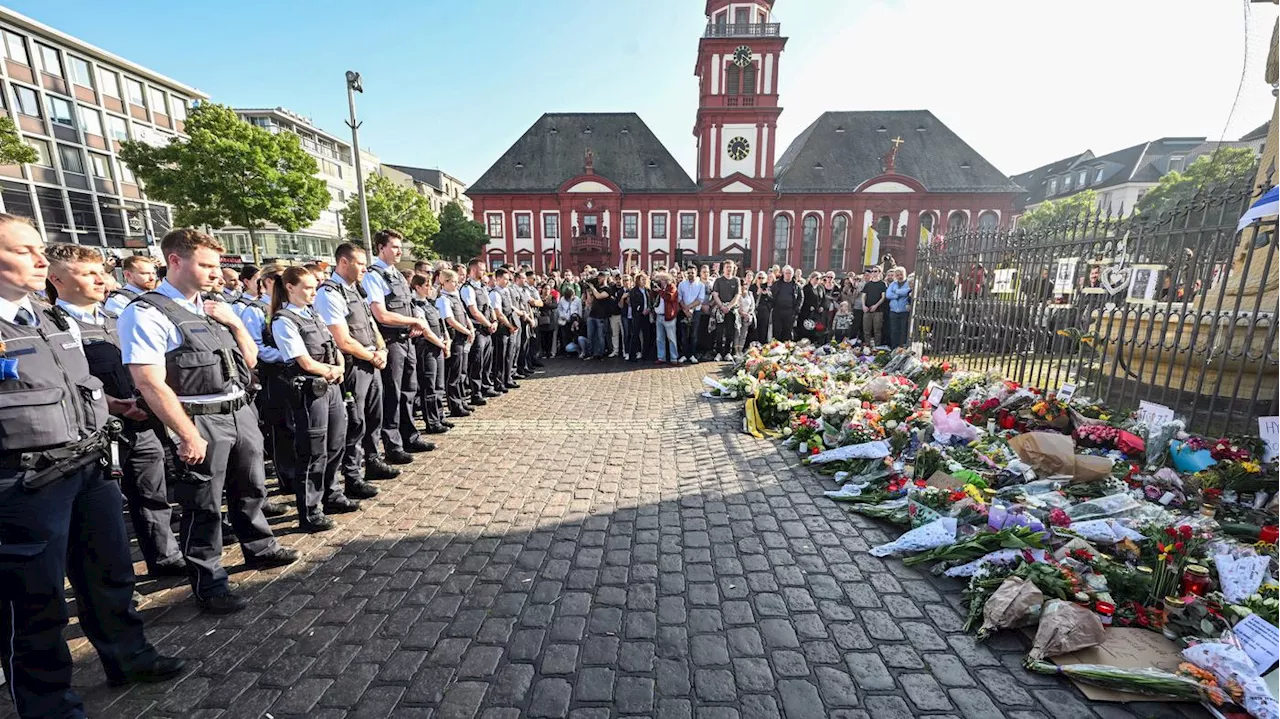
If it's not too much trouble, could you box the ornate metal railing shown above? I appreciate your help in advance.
[911,179,1278,436]
[704,22,782,38]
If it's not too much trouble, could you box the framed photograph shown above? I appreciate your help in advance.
[1079,260,1109,295]
[1126,264,1165,305]
[1052,257,1078,295]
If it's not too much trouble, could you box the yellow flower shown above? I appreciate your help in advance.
[1241,461,1262,474]
[1099,414,1110,421]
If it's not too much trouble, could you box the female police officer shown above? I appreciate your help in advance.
[267,266,360,532]
[410,273,450,434]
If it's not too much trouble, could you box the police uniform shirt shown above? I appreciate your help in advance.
[0,294,39,326]
[360,259,395,309]
[223,288,241,303]
[434,295,453,323]
[53,299,107,344]
[231,293,260,322]
[271,304,322,362]
[117,279,246,403]
[459,282,478,310]
[488,287,505,316]
[103,283,147,316]
[315,272,376,353]
[238,300,285,365]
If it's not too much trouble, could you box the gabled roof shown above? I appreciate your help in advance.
[773,110,1021,194]
[384,164,447,191]
[1012,136,1208,210]
[1010,151,1093,210]
[468,113,697,195]
[1240,121,1269,142]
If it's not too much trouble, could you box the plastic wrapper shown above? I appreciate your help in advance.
[1025,661,1227,704]
[1064,518,1146,544]
[1029,599,1106,660]
[979,575,1044,638]
[1214,554,1272,604]
[1067,493,1144,521]
[808,440,891,464]
[863,375,898,401]
[988,501,1047,532]
[944,548,1048,578]
[1183,641,1279,719]
[933,406,979,443]
[868,517,958,557]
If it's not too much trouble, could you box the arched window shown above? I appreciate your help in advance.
[829,214,848,271]
[726,65,740,96]
[977,210,999,231]
[919,211,936,233]
[947,211,967,234]
[772,214,791,267]
[875,215,892,239]
[801,215,819,271]
[742,65,756,95]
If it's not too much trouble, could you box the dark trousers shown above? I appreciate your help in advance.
[679,311,700,358]
[380,338,418,452]
[415,340,445,430]
[491,331,514,389]
[851,310,864,343]
[262,367,298,494]
[510,325,525,376]
[714,313,738,355]
[517,322,535,374]
[773,310,796,341]
[889,310,910,348]
[119,420,181,570]
[290,382,347,520]
[755,307,772,344]
[0,459,158,718]
[467,331,492,399]
[337,359,381,483]
[697,313,713,354]
[175,403,280,600]
[627,315,650,360]
[446,341,468,413]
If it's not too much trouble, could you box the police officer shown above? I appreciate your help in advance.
[220,267,242,302]
[231,265,263,319]
[267,267,359,532]
[103,254,158,317]
[361,229,434,459]
[460,260,498,406]
[236,264,297,506]
[44,244,186,578]
[119,228,298,615]
[436,268,473,416]
[0,216,185,717]
[314,242,396,489]
[519,269,544,373]
[410,274,451,434]
[488,268,519,392]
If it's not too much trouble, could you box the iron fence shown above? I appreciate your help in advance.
[912,180,1278,437]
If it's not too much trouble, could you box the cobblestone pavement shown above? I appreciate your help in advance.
[17,360,1208,719]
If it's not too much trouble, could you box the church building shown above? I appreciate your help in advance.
[466,0,1021,274]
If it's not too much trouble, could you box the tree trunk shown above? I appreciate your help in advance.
[248,225,261,266]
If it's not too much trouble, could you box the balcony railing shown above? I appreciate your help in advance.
[726,96,756,107]
[704,22,781,38]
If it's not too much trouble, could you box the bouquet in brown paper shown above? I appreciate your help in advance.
[978,576,1044,640]
[1008,432,1113,483]
[1029,599,1106,660]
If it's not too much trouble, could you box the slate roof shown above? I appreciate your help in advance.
[1240,121,1269,142]
[1011,137,1209,211]
[468,113,698,194]
[384,164,447,191]
[773,110,1021,194]
[1010,151,1093,210]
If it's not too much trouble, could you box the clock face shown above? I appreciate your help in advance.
[732,45,752,67]
[727,136,750,161]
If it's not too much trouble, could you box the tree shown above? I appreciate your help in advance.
[343,173,439,257]
[1017,190,1099,234]
[1136,147,1258,218]
[0,116,37,166]
[431,201,488,262]
[119,102,330,263]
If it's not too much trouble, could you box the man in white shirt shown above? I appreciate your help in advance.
[677,267,705,363]
[103,254,159,316]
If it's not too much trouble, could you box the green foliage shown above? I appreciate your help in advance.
[343,173,439,258]
[1017,190,1099,234]
[1136,147,1257,217]
[119,102,329,236]
[0,116,37,166]
[431,200,488,262]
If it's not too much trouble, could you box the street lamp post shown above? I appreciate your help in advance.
[345,70,372,247]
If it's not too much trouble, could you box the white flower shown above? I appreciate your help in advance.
[885,420,899,430]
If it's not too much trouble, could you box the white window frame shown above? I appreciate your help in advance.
[13,85,40,117]
[650,211,669,240]
[678,211,697,241]
[541,211,559,239]
[68,56,93,87]
[485,212,504,239]
[147,86,167,116]
[1047,178,1057,195]
[621,211,640,240]
[124,77,145,106]
[26,137,51,167]
[36,44,62,78]
[1063,173,1072,190]
[106,114,129,142]
[89,153,112,180]
[1168,155,1185,173]
[2,31,29,66]
[97,68,120,98]
[514,211,532,239]
[1094,167,1104,183]
[47,95,74,127]
[1078,170,1087,187]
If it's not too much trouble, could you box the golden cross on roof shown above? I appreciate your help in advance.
[891,136,905,149]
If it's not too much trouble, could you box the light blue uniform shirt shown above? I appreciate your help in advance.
[103,283,147,317]
[270,303,317,362]
[360,258,395,308]
[54,299,108,344]
[239,300,284,365]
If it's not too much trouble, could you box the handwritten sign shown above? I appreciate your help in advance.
[992,268,1016,294]
[1137,401,1175,432]
[1234,612,1280,673]
[1259,416,1279,463]
[924,383,944,408]
[1057,383,1077,403]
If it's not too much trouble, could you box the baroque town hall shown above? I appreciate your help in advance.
[467,0,1020,274]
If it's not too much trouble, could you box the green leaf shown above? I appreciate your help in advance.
[342,172,440,258]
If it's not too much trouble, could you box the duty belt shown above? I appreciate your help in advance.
[181,396,248,416]
[1,424,119,490]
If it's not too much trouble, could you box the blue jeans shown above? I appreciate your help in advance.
[656,317,678,361]
[587,317,607,357]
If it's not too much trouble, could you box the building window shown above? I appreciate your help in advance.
[26,138,51,167]
[542,213,559,239]
[800,215,819,270]
[1063,173,1072,190]
[486,213,503,238]
[977,210,999,231]
[742,64,756,95]
[47,96,74,127]
[582,215,598,235]
[1047,178,1057,195]
[515,213,531,239]
[727,213,744,240]
[829,214,848,270]
[172,98,187,123]
[1078,170,1087,187]
[1094,167,1104,183]
[622,213,638,239]
[118,162,135,184]
[57,145,84,175]
[88,153,112,179]
[148,87,167,115]
[679,213,696,240]
[772,214,791,266]
[947,211,966,234]
[919,211,936,233]
[651,213,668,239]
[124,78,145,106]
[726,65,740,95]
[36,44,61,77]
[734,7,751,24]
[106,115,129,142]
[97,68,120,98]
[1168,155,1185,173]
[68,56,92,87]
[77,106,102,136]
[13,85,40,117]
[2,31,29,65]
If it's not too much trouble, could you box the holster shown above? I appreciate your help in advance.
[18,429,114,490]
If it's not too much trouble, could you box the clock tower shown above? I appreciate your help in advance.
[694,0,787,186]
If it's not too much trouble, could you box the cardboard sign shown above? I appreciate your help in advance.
[924,383,944,407]
[1137,400,1175,431]
[1057,383,1077,403]
[992,268,1016,294]
[1258,416,1279,463]
[1235,612,1280,673]
[925,470,964,490]
[1052,628,1187,702]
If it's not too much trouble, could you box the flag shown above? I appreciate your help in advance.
[862,225,879,268]
[918,225,931,248]
[1237,186,1278,232]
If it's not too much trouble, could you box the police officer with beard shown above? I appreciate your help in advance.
[103,254,159,317]
[119,229,298,615]
[461,259,498,407]
[488,268,519,392]
[360,230,434,460]
[0,216,185,716]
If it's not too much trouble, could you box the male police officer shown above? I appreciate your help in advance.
[45,244,185,578]
[488,268,519,392]
[460,259,498,406]
[0,216,184,717]
[314,242,395,489]
[361,229,434,459]
[119,229,298,615]
[103,254,158,317]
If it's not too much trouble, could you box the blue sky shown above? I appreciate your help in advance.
[8,0,1275,184]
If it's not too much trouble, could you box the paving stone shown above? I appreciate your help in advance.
[950,688,1006,719]
[529,678,573,718]
[814,666,860,707]
[575,667,616,702]
[732,657,776,692]
[1031,689,1098,719]
[694,668,738,702]
[975,668,1037,706]
[901,673,955,711]
[777,679,826,719]
[845,652,896,690]
[863,695,915,719]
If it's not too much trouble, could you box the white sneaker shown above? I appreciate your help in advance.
[608,350,618,358]
[714,354,723,362]
[690,356,699,364]
[622,353,631,361]
[678,356,687,363]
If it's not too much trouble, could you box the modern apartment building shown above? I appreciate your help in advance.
[382,163,472,217]
[0,6,203,256]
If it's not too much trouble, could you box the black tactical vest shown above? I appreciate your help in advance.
[370,264,413,336]
[53,305,136,401]
[465,279,492,334]
[421,297,446,341]
[0,300,109,451]
[320,278,377,348]
[443,290,470,344]
[131,292,251,398]
[234,294,268,316]
[270,308,339,369]
[496,285,517,324]
[109,287,139,305]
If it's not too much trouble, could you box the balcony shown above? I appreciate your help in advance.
[726,96,756,107]
[569,228,611,255]
[704,22,781,38]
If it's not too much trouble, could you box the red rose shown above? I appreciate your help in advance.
[1165,527,1177,538]
[1178,525,1192,540]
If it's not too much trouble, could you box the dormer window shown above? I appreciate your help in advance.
[647,160,657,167]
[549,127,558,135]
[620,127,629,134]
[835,126,845,133]
[1094,167,1104,183]
[1063,173,1072,190]
[583,127,592,135]
[876,126,887,133]
[1048,178,1058,195]
[1168,154,1185,173]
[1078,170,1087,186]
[814,162,825,170]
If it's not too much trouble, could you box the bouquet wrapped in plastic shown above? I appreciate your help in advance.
[1024,660,1227,704]
[868,517,958,558]
[1183,640,1278,719]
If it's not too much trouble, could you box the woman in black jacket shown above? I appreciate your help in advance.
[750,271,773,344]
[798,271,827,343]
